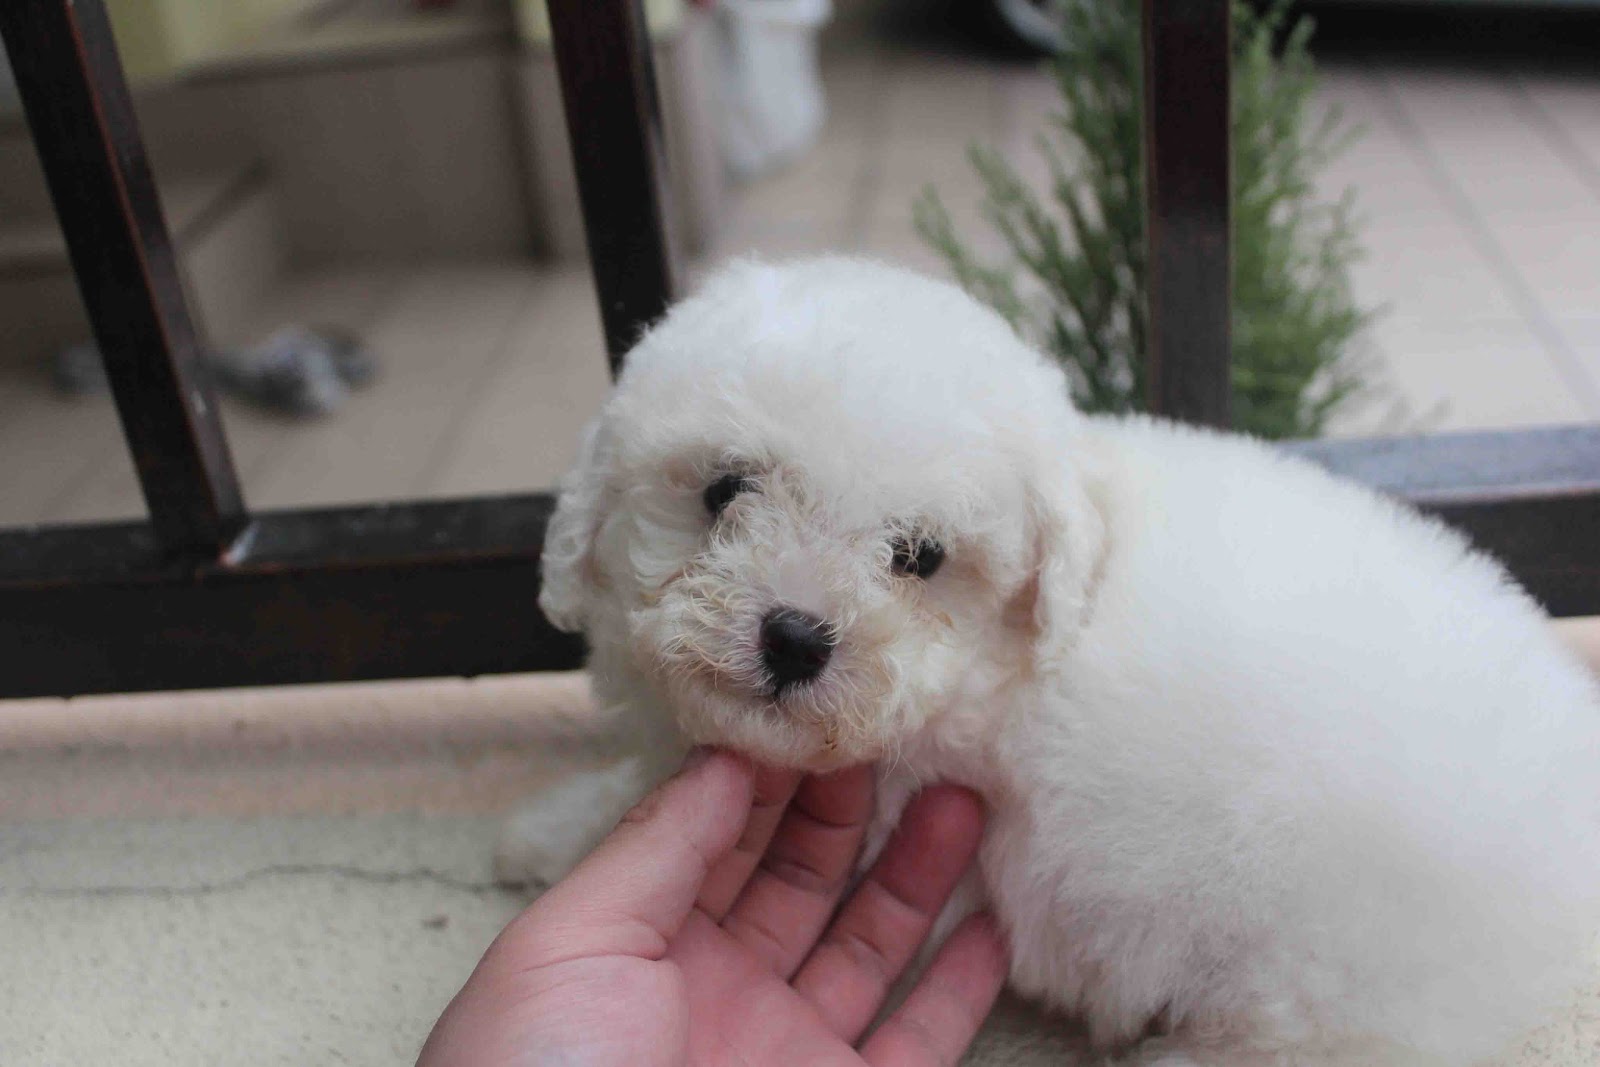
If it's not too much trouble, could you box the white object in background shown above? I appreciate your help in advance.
[716,0,832,180]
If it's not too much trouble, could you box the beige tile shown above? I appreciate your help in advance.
[991,68,1079,200]
[422,269,610,496]
[1381,67,1525,142]
[37,449,147,526]
[820,47,887,108]
[42,267,410,524]
[1383,68,1597,212]
[1358,317,1590,433]
[1478,202,1600,318]
[222,264,411,488]
[1319,331,1424,440]
[1519,73,1600,134]
[1315,64,1398,136]
[880,116,1002,197]
[710,211,855,264]
[222,262,411,368]
[0,370,136,528]
[859,203,941,271]
[880,50,1003,132]
[858,185,1008,277]
[717,46,886,252]
[1552,318,1600,395]
[1433,144,1598,215]
[878,53,1003,178]
[997,61,1063,144]
[1315,126,1453,225]
[729,119,868,239]
[1349,216,1520,323]
[1519,73,1600,172]
[244,264,538,509]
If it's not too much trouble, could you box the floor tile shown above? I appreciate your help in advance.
[39,267,417,525]
[1381,67,1599,213]
[1359,317,1592,432]
[421,268,610,496]
[1350,216,1522,323]
[1519,72,1600,180]
[244,265,538,509]
[0,372,135,528]
[1552,318,1600,395]
[1480,202,1600,319]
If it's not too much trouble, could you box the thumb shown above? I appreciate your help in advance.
[486,748,755,971]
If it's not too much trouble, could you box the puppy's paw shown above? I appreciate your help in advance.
[493,758,650,888]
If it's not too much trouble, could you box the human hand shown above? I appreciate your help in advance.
[417,748,1007,1066]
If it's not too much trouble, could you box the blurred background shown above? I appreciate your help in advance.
[1,0,1598,529]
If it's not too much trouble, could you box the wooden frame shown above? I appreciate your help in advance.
[0,0,1595,701]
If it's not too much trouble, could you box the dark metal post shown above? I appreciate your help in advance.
[0,0,246,554]
[1142,0,1232,428]
[547,0,681,375]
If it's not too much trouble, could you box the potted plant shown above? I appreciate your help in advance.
[917,0,1375,440]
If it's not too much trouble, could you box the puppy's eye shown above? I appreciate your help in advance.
[703,473,751,518]
[890,536,945,579]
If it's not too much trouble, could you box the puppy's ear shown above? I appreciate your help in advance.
[538,416,615,633]
[1011,440,1105,656]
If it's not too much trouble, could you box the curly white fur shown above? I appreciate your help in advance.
[519,256,1600,1065]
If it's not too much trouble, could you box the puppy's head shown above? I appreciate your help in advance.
[540,258,1102,771]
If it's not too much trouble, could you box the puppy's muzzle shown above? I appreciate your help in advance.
[760,608,835,695]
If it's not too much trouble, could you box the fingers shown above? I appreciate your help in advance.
[859,913,1009,1067]
[789,785,987,1042]
[718,763,877,977]
[488,747,755,972]
[696,764,803,919]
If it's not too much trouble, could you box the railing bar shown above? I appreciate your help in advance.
[0,0,246,555]
[0,493,586,699]
[546,0,681,375]
[1142,0,1232,428]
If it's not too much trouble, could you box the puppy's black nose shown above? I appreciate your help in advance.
[760,608,834,692]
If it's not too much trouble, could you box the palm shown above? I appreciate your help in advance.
[673,911,877,1064]
[419,758,1004,1067]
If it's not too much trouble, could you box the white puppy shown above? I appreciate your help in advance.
[507,256,1600,1065]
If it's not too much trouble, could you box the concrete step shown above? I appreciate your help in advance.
[0,633,1598,1066]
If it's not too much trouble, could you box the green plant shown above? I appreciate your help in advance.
[915,0,1373,439]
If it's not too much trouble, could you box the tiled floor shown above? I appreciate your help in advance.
[2,1,1600,528]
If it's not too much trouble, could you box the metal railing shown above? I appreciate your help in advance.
[0,0,1594,699]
